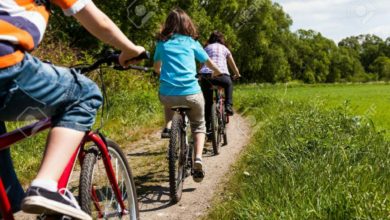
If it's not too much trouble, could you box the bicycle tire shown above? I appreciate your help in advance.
[168,113,186,203]
[221,106,228,146]
[211,102,220,155]
[79,139,139,219]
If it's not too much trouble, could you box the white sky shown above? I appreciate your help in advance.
[272,0,390,43]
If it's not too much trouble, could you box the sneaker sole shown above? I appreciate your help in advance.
[193,162,204,183]
[22,196,91,220]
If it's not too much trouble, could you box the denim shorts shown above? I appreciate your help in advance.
[0,53,103,131]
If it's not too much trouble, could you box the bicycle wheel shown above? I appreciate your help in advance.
[79,139,138,219]
[221,105,228,146]
[211,102,220,155]
[168,113,186,203]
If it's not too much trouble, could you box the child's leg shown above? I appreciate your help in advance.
[159,95,175,129]
[164,105,174,129]
[35,127,84,181]
[200,78,214,131]
[211,75,233,106]
[193,132,206,159]
[0,54,102,218]
[185,93,206,159]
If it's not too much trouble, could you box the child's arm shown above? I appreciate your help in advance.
[205,59,223,78]
[73,2,145,66]
[154,61,161,74]
[227,54,241,79]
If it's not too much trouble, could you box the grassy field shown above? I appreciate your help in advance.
[239,83,390,136]
[206,83,390,219]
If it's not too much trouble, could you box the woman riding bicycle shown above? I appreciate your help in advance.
[153,8,222,183]
[199,31,241,136]
[0,1,144,219]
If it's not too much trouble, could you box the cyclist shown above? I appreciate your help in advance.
[153,8,222,182]
[199,31,241,138]
[0,0,145,219]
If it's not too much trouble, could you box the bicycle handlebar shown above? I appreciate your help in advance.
[76,51,151,74]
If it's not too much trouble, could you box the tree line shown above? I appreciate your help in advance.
[45,0,390,83]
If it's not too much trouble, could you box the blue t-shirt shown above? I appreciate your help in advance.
[154,34,209,96]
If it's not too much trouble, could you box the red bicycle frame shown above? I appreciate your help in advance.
[214,86,230,124]
[0,119,127,219]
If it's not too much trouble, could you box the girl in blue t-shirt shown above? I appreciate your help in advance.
[154,8,222,183]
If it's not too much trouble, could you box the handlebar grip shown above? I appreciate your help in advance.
[125,51,150,63]
[135,51,150,60]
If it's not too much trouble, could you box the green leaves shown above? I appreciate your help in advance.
[44,1,390,83]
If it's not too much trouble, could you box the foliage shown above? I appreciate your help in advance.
[44,0,390,83]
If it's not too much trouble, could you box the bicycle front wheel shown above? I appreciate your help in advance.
[79,139,138,219]
[221,105,228,146]
[211,102,220,155]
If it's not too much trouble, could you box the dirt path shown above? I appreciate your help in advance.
[15,114,251,220]
[131,114,251,220]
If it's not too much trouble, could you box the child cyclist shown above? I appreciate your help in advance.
[153,8,222,182]
[0,0,145,219]
[199,31,241,138]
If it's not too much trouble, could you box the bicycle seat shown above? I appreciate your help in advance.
[171,105,191,111]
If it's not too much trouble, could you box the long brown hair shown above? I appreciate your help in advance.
[157,8,199,41]
[206,31,228,47]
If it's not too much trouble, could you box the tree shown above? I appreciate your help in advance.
[369,56,390,81]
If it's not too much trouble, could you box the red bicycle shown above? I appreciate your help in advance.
[0,51,150,220]
[200,75,229,155]
[210,85,229,154]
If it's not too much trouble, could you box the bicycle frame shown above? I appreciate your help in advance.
[213,87,229,124]
[0,119,127,219]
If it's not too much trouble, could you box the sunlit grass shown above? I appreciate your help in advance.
[237,83,390,136]
[206,84,390,219]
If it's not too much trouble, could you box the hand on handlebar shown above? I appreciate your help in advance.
[233,74,241,80]
[119,46,146,67]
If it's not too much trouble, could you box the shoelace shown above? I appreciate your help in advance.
[58,188,81,210]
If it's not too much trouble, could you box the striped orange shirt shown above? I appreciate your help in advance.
[0,0,91,68]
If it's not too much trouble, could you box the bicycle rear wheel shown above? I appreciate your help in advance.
[221,105,228,146]
[211,102,220,155]
[168,113,187,203]
[79,139,138,219]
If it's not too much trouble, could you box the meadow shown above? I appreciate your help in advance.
[206,83,390,219]
[238,83,390,136]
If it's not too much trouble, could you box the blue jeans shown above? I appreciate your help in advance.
[0,54,103,130]
[0,53,103,212]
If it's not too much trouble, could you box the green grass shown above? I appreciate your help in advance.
[238,83,390,136]
[206,83,390,219]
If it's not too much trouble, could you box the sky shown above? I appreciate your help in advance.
[272,0,390,43]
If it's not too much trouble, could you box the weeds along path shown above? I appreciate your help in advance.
[128,114,251,220]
